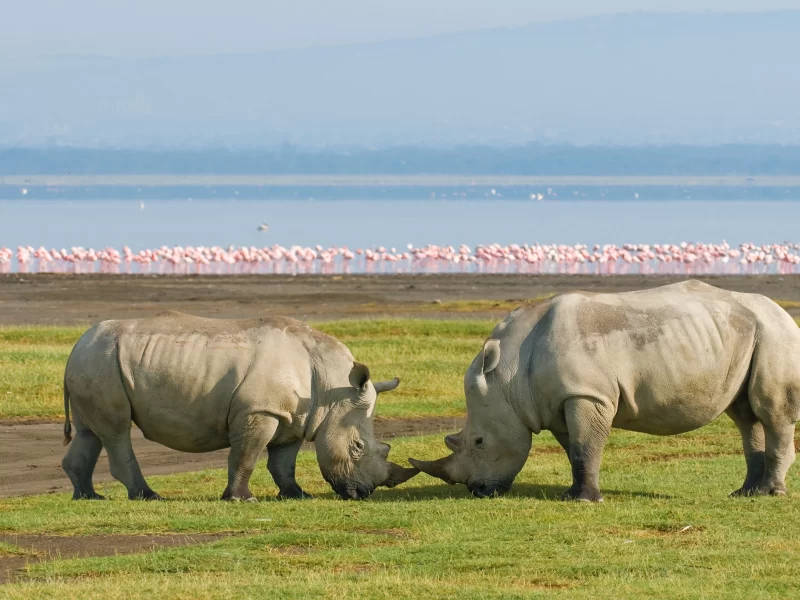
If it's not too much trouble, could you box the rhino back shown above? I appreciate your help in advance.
[509,283,765,435]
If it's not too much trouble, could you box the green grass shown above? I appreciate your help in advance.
[0,320,496,419]
[1,427,800,598]
[3,319,800,597]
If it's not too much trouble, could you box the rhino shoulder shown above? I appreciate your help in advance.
[495,297,556,332]
[254,317,352,361]
[155,310,191,319]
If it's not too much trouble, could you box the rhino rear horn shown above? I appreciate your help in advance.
[444,432,463,452]
[374,377,400,394]
[408,455,457,485]
[380,462,419,488]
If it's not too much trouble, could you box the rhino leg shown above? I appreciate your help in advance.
[62,423,105,500]
[268,439,312,500]
[757,422,796,496]
[561,397,613,502]
[726,397,766,496]
[551,430,571,458]
[104,434,161,500]
[222,414,279,502]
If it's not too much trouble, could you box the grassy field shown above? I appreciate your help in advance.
[2,319,800,597]
[2,427,800,598]
[0,320,496,420]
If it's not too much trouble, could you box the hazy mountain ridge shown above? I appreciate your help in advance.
[1,11,798,147]
[3,144,800,176]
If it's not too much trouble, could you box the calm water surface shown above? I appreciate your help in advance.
[0,198,797,250]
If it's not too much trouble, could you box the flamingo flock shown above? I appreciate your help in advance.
[3,242,800,276]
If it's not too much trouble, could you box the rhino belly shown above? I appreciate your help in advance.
[612,390,733,436]
[131,402,231,453]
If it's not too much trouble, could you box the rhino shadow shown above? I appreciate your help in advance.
[361,483,673,502]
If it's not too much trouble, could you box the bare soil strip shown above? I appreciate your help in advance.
[0,417,464,499]
[2,273,799,326]
[0,533,232,584]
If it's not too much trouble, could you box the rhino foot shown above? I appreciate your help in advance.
[222,491,258,502]
[732,481,787,497]
[758,482,788,496]
[130,490,162,501]
[729,486,760,497]
[276,488,313,500]
[561,486,604,503]
[72,492,106,500]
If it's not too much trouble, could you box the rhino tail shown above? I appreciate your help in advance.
[63,374,72,446]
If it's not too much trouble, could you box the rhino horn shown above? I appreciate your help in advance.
[408,455,458,485]
[444,431,463,452]
[374,378,400,394]
[380,461,419,488]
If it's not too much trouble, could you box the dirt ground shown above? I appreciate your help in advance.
[0,417,464,499]
[0,533,234,584]
[1,273,798,500]
[2,273,800,326]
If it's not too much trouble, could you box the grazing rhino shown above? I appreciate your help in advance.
[62,312,418,501]
[410,280,800,501]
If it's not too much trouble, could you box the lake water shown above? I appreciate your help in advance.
[0,198,798,251]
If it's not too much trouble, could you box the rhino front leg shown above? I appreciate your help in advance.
[268,439,312,499]
[726,397,766,496]
[561,397,613,502]
[222,414,279,502]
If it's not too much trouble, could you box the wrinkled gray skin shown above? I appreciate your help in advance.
[62,312,418,501]
[411,281,800,501]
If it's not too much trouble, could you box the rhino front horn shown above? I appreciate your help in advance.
[408,456,457,485]
[381,462,419,488]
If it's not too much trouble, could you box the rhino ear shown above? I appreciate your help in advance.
[481,339,501,374]
[349,362,371,391]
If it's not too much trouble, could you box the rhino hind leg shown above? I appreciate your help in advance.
[222,414,279,502]
[726,397,767,496]
[268,439,312,500]
[62,427,105,500]
[104,435,162,500]
[561,397,613,503]
[756,422,796,496]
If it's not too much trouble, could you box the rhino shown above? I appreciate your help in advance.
[410,280,800,501]
[61,312,418,501]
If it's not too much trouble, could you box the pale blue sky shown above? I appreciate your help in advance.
[2,0,799,59]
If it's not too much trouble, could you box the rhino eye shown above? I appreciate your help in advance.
[475,437,484,447]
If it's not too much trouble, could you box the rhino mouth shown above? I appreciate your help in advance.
[333,480,375,500]
[467,479,513,498]
[322,472,375,500]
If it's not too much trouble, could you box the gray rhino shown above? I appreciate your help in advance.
[62,312,418,501]
[411,280,800,501]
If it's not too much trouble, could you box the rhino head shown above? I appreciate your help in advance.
[315,363,419,499]
[409,339,532,497]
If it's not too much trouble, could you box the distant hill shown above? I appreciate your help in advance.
[1,11,798,147]
[3,145,800,176]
